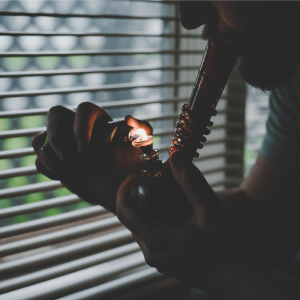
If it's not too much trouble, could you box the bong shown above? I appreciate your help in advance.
[42,39,239,222]
[128,39,239,221]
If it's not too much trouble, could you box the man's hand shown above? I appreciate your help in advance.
[116,151,300,299]
[116,150,254,295]
[32,102,151,213]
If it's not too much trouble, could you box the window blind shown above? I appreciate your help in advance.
[0,1,247,299]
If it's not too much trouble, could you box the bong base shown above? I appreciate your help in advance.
[129,159,193,222]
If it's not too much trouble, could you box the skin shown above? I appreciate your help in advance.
[32,103,152,213]
[117,152,300,299]
[32,1,300,298]
[180,1,245,33]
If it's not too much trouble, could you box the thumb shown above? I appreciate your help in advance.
[169,150,215,209]
[125,115,153,135]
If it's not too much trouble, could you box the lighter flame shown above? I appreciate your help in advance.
[132,128,148,142]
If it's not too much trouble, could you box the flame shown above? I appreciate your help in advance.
[132,128,148,142]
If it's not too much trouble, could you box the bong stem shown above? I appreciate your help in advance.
[170,39,240,158]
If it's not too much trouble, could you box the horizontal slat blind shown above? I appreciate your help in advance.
[0,229,134,275]
[1,252,147,299]
[0,1,246,299]
[0,194,81,218]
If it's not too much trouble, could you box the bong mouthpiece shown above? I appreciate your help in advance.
[170,39,240,158]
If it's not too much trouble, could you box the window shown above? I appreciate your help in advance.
[0,1,246,298]
[244,86,269,175]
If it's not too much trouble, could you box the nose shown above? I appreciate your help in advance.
[179,1,218,30]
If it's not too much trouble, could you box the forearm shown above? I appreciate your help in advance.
[216,188,256,217]
[222,260,300,300]
[216,187,300,270]
[216,188,263,236]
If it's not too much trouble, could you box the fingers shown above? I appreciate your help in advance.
[32,131,75,176]
[32,130,47,151]
[46,103,112,160]
[116,174,159,240]
[125,115,153,135]
[117,173,190,273]
[35,158,62,180]
[169,150,213,210]
[46,106,76,160]
[32,102,114,185]
[74,102,112,154]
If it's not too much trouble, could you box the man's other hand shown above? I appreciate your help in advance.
[116,150,255,294]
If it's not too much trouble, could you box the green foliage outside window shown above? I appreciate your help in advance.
[0,114,91,226]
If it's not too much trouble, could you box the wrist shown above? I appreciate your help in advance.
[214,253,300,300]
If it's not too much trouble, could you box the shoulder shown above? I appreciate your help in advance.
[270,77,300,120]
[260,77,300,168]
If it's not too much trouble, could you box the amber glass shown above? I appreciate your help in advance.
[129,158,194,221]
[129,39,239,221]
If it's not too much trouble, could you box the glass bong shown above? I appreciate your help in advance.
[42,39,239,222]
[128,39,239,222]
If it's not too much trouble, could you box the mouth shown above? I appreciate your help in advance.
[202,24,247,51]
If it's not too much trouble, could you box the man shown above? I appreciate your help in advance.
[32,2,300,299]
